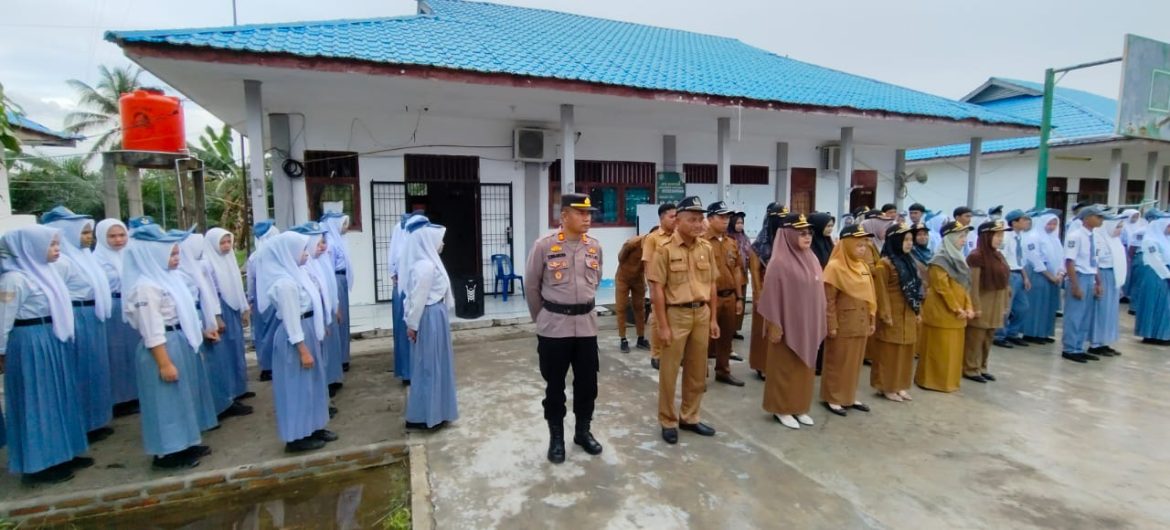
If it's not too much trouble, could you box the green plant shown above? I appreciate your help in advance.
[63,65,143,160]
[375,502,411,530]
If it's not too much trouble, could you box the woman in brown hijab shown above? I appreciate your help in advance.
[748,204,785,381]
[915,221,976,392]
[820,224,877,417]
[872,223,923,402]
[758,213,826,430]
[963,220,1010,383]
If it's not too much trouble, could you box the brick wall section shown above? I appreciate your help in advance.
[0,441,408,526]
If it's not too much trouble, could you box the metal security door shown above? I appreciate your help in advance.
[480,183,514,295]
[370,181,407,303]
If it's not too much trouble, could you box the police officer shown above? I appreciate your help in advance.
[648,196,719,444]
[642,202,678,370]
[615,231,650,353]
[524,193,605,464]
[1062,205,1105,362]
[994,210,1032,348]
[704,201,744,386]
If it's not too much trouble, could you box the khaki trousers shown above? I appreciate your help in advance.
[658,305,710,428]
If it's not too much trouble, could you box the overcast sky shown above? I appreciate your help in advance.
[3,0,1168,158]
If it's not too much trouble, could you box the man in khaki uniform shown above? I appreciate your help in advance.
[615,232,650,353]
[704,201,745,386]
[525,193,604,464]
[648,196,719,444]
[642,202,677,370]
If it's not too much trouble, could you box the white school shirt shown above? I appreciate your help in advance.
[1092,230,1115,270]
[405,261,450,331]
[0,272,55,355]
[125,284,182,349]
[268,278,313,346]
[1063,226,1097,275]
[53,255,96,301]
[1143,240,1170,281]
[1002,231,1028,271]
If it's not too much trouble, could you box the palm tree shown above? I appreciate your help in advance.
[64,65,143,159]
[189,124,249,245]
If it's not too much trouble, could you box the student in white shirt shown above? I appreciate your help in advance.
[1061,206,1105,362]
[993,210,1033,348]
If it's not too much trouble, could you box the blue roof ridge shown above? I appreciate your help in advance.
[106,13,430,43]
[991,77,1116,129]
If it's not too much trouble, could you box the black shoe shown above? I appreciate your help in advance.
[620,338,630,353]
[1023,336,1045,344]
[236,391,257,400]
[313,429,339,442]
[259,370,272,382]
[651,358,660,370]
[152,452,200,470]
[849,402,871,412]
[87,426,114,443]
[112,400,140,417]
[981,373,997,382]
[285,437,326,453]
[1042,337,1056,344]
[23,466,75,485]
[863,359,873,366]
[734,333,745,341]
[329,406,338,418]
[1062,352,1088,363]
[573,422,603,455]
[730,353,745,362]
[1083,353,1101,361]
[715,373,745,387]
[678,421,716,436]
[661,427,679,445]
[547,423,566,463]
[1104,346,1121,356]
[992,340,1014,349]
[823,402,847,417]
[328,382,343,397]
[181,445,212,458]
[635,337,651,350]
[1088,346,1114,357]
[405,421,431,430]
[1007,337,1030,347]
[342,362,350,372]
[218,401,254,420]
[755,370,766,381]
[402,379,411,387]
[64,456,95,470]
[963,374,988,383]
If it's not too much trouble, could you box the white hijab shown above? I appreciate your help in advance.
[123,233,203,349]
[176,233,220,329]
[321,213,352,289]
[1096,217,1128,286]
[1,226,75,341]
[1121,209,1147,248]
[256,232,325,339]
[93,219,127,287]
[401,224,454,313]
[1027,213,1064,274]
[393,214,431,295]
[1144,218,1170,262]
[203,228,247,311]
[45,216,113,320]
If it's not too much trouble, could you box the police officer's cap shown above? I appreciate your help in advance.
[940,220,974,237]
[706,201,733,216]
[839,224,874,239]
[767,203,787,216]
[561,193,598,211]
[676,196,706,213]
[776,212,812,230]
[978,220,1008,234]
[885,223,912,238]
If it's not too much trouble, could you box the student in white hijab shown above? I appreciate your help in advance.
[122,224,218,470]
[204,227,255,419]
[247,219,280,381]
[390,212,429,383]
[94,218,141,414]
[320,213,353,372]
[256,231,333,452]
[290,222,344,393]
[0,225,92,484]
[401,223,459,430]
[1088,214,1127,356]
[42,206,115,442]
[1020,211,1064,343]
[1135,212,1170,344]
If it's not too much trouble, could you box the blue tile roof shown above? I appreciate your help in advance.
[106,0,1035,128]
[4,109,81,142]
[907,78,1116,161]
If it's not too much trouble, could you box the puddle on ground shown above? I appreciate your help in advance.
[67,462,410,530]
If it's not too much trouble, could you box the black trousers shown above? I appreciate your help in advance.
[537,335,599,423]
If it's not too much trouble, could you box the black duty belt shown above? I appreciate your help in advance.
[542,300,595,316]
[717,289,737,298]
[72,299,96,307]
[14,316,52,327]
[301,311,315,320]
[669,301,706,309]
[165,324,182,332]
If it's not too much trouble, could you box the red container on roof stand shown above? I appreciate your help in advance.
[119,88,185,153]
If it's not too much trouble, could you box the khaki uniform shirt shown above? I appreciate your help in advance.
[524,231,603,338]
[616,234,646,283]
[647,231,718,305]
[704,228,742,294]
[641,229,673,269]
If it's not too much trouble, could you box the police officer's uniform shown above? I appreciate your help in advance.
[524,194,605,463]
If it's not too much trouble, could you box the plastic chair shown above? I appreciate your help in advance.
[491,254,524,301]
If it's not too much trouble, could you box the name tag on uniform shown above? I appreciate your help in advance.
[1028,243,1036,251]
[1067,240,1076,248]
[547,252,566,259]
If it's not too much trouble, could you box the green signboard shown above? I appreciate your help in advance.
[656,171,685,204]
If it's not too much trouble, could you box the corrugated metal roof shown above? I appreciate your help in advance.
[907,78,1117,160]
[4,109,82,142]
[106,0,1035,128]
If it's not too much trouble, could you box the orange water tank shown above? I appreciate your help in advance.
[119,89,185,153]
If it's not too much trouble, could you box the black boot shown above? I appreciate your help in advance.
[547,422,566,464]
[573,421,603,456]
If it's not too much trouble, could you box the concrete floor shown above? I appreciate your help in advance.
[421,312,1170,530]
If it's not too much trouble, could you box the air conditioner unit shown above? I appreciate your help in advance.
[513,128,555,162]
[820,145,841,171]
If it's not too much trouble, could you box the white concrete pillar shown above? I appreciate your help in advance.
[894,149,906,211]
[775,142,789,204]
[717,117,731,202]
[560,104,575,196]
[967,137,982,207]
[244,80,269,223]
[838,127,854,217]
[126,168,143,218]
[1106,148,1123,206]
[1145,150,1159,203]
[101,153,119,219]
[269,113,310,227]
